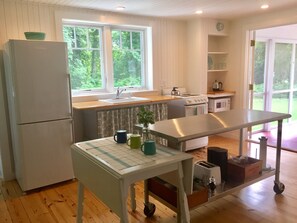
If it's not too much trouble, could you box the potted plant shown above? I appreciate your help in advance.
[137,106,155,140]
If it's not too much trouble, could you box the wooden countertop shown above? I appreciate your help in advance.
[72,95,177,110]
[207,90,235,98]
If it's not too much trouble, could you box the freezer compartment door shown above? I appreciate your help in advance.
[17,119,74,191]
[7,40,72,124]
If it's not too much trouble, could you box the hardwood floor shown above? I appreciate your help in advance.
[1,136,297,222]
[250,123,297,153]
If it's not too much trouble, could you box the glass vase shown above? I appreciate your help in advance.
[142,126,150,141]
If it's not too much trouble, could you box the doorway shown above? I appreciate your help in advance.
[249,24,297,151]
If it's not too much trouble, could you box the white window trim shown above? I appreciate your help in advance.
[54,10,153,99]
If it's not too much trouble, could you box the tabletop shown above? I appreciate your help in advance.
[72,137,193,177]
[147,109,291,143]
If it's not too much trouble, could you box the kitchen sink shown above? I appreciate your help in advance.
[100,97,150,104]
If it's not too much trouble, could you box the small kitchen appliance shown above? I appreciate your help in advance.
[194,161,221,185]
[208,97,231,113]
[212,80,223,91]
[171,87,180,96]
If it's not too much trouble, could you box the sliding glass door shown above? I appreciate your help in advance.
[252,39,297,132]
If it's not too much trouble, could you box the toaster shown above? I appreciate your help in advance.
[194,161,221,185]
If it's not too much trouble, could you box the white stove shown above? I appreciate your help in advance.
[175,94,208,105]
[164,88,209,151]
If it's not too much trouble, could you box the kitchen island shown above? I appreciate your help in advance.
[142,109,291,213]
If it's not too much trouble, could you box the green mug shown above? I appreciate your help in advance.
[127,134,142,149]
[141,140,156,155]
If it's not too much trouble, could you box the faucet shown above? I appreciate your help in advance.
[115,87,126,99]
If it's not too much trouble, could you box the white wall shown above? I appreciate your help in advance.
[186,18,229,94]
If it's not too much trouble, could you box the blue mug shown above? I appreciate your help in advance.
[114,130,127,143]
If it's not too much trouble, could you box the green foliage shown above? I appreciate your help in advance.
[63,25,144,90]
[273,43,292,90]
[254,41,266,85]
[63,26,102,90]
[254,41,297,92]
[112,30,143,88]
[137,107,155,128]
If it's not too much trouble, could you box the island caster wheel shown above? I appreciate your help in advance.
[273,182,285,194]
[144,202,156,217]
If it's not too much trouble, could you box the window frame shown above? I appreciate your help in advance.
[63,22,106,93]
[62,20,149,95]
[110,26,147,90]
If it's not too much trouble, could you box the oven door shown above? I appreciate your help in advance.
[185,103,208,116]
[185,105,197,116]
[184,103,208,151]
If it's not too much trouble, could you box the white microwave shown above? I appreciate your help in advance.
[208,97,231,112]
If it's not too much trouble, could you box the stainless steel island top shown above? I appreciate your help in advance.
[148,109,291,144]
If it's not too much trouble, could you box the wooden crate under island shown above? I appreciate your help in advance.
[227,157,263,183]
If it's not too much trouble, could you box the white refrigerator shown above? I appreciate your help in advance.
[4,40,74,191]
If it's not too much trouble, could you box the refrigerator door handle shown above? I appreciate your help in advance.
[67,73,73,118]
[70,119,75,144]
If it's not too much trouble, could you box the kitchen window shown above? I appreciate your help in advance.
[62,23,147,93]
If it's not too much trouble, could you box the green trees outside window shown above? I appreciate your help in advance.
[63,24,145,91]
[63,26,102,90]
[112,30,143,88]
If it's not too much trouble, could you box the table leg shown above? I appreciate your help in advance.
[77,182,84,223]
[239,128,243,156]
[178,142,185,152]
[144,180,149,204]
[177,162,190,223]
[119,181,129,223]
[275,120,283,183]
[130,183,136,211]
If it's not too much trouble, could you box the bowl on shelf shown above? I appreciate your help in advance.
[24,32,46,40]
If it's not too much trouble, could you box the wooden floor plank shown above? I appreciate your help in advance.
[39,186,76,222]
[19,192,56,223]
[0,181,30,223]
[0,182,12,223]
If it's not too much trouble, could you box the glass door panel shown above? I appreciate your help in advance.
[270,92,289,127]
[252,41,267,132]
[294,46,297,88]
[292,92,297,121]
[273,43,292,91]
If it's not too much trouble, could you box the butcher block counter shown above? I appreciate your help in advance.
[207,90,235,98]
[72,95,177,110]
[72,95,177,142]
